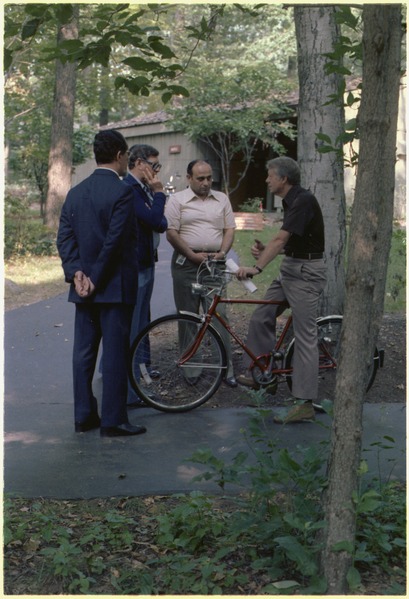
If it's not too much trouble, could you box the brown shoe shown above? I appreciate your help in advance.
[274,401,315,424]
[237,373,259,390]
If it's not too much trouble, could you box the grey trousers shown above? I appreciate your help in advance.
[171,251,234,377]
[244,257,327,399]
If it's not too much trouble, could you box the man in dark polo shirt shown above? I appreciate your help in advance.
[236,157,327,423]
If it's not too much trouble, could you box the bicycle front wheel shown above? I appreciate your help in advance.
[129,314,227,412]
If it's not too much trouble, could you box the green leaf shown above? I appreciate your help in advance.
[54,5,74,25]
[122,56,158,72]
[21,18,42,40]
[24,5,50,18]
[149,39,176,59]
[274,535,318,575]
[316,132,332,144]
[345,118,357,131]
[356,490,382,514]
[278,449,300,472]
[346,566,361,591]
[167,85,190,97]
[162,91,172,104]
[383,435,395,443]
[4,48,13,71]
[346,92,356,107]
[357,460,368,475]
[332,539,354,554]
[271,580,300,589]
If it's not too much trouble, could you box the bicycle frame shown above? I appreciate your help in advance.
[179,290,294,376]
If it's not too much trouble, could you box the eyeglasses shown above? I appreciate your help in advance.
[141,158,162,173]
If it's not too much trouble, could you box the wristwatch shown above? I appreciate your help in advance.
[253,265,263,274]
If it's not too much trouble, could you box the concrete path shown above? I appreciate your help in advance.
[4,238,406,499]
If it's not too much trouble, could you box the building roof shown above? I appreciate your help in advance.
[101,110,170,130]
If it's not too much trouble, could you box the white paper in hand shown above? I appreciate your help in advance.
[226,258,257,293]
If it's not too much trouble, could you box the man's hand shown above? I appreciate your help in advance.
[74,271,95,298]
[213,250,226,261]
[190,252,209,264]
[251,239,265,259]
[142,164,164,193]
[236,266,258,280]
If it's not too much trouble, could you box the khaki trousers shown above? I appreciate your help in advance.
[244,257,327,399]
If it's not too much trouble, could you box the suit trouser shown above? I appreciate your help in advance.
[73,302,133,427]
[171,252,234,377]
[127,266,155,402]
[244,257,327,400]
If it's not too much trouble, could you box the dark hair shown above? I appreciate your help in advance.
[128,144,159,169]
[266,157,301,186]
[187,159,211,176]
[93,130,128,164]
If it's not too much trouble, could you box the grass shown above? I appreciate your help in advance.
[232,224,406,314]
[4,255,67,311]
[4,223,405,314]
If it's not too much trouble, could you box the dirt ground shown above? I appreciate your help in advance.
[205,311,406,409]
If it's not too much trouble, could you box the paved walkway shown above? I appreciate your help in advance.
[4,239,406,499]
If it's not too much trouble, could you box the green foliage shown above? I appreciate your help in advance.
[238,197,264,212]
[385,228,406,311]
[355,480,406,575]
[153,404,329,593]
[5,4,191,102]
[153,405,405,593]
[4,497,139,594]
[4,422,405,594]
[318,5,404,170]
[4,194,57,259]
[72,125,95,166]
[169,63,295,194]
[156,491,229,552]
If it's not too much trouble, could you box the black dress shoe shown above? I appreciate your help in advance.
[75,413,101,432]
[100,423,147,437]
[225,376,238,388]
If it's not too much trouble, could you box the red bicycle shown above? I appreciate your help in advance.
[129,260,383,412]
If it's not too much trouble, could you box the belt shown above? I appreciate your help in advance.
[192,249,220,253]
[285,252,323,260]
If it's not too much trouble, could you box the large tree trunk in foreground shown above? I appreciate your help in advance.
[45,6,79,230]
[321,5,402,594]
[294,5,346,315]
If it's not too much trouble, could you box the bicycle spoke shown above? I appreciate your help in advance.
[129,315,226,412]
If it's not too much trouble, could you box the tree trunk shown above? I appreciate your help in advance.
[321,5,402,594]
[294,6,346,314]
[45,6,79,230]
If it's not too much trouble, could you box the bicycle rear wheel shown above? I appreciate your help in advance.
[285,315,379,405]
[129,314,227,412]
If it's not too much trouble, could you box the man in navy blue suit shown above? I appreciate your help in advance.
[57,129,147,437]
[123,144,167,406]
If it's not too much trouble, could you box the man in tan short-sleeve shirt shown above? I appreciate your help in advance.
[165,160,237,386]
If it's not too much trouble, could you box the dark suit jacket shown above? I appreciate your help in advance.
[123,173,167,270]
[57,168,138,304]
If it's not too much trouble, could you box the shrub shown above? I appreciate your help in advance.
[4,193,57,259]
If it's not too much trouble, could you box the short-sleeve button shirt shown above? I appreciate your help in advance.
[165,187,236,251]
